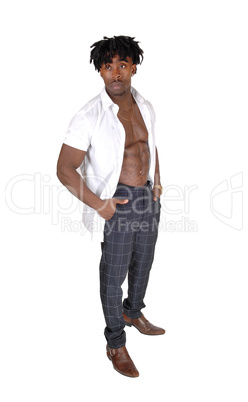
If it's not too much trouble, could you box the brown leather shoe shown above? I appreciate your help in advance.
[106,345,139,378]
[123,312,166,335]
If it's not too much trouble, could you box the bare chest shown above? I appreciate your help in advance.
[118,105,148,149]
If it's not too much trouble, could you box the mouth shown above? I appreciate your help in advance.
[111,81,123,89]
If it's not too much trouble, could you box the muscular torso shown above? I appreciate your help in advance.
[118,101,150,186]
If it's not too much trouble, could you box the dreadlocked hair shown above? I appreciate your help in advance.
[90,35,144,72]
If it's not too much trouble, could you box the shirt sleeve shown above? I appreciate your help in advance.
[63,112,92,151]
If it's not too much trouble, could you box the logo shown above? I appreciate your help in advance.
[210,172,243,230]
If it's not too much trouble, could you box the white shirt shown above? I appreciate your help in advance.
[64,86,157,242]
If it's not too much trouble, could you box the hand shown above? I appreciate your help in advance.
[153,187,161,201]
[98,198,129,220]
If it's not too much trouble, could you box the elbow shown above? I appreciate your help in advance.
[57,162,76,186]
[57,161,66,184]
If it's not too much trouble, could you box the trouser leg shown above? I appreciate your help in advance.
[99,217,133,349]
[123,195,161,319]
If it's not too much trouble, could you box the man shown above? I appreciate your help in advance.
[57,36,165,378]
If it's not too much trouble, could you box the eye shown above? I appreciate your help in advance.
[105,64,111,70]
[120,64,126,69]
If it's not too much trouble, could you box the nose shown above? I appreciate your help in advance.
[112,67,121,81]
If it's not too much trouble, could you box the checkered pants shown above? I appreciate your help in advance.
[99,181,161,349]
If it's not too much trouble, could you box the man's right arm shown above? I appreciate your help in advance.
[57,144,128,220]
[57,144,104,211]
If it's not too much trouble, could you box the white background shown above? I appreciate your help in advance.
[1,0,248,401]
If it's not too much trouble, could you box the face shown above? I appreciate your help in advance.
[100,54,136,98]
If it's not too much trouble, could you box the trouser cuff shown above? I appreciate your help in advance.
[105,330,126,349]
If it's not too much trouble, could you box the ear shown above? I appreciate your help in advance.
[131,64,137,76]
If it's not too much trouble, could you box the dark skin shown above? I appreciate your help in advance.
[57,54,161,220]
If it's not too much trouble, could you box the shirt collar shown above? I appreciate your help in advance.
[131,87,145,105]
[100,86,145,111]
[100,87,114,110]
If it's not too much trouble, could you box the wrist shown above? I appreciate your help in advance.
[153,184,163,194]
[94,197,105,213]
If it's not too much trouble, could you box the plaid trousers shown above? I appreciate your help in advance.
[99,181,161,349]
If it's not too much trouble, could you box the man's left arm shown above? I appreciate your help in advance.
[153,147,162,201]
